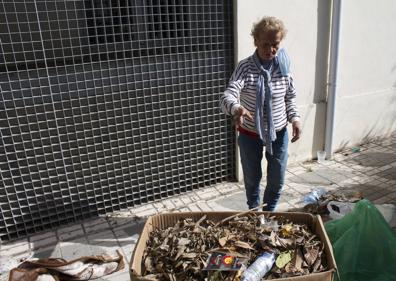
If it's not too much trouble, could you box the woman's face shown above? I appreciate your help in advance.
[254,31,282,61]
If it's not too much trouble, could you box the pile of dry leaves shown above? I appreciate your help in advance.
[141,213,328,280]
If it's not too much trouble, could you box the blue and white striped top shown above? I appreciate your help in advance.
[220,53,300,133]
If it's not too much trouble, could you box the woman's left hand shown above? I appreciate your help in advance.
[291,120,302,143]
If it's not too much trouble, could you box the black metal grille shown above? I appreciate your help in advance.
[0,0,235,241]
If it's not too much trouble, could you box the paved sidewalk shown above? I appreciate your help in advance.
[1,134,395,281]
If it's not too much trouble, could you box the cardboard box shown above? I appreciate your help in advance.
[130,211,337,281]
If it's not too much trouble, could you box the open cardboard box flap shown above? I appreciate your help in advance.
[130,211,337,281]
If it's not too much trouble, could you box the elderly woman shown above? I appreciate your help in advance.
[220,16,302,211]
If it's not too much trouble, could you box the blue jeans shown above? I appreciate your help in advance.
[238,127,289,211]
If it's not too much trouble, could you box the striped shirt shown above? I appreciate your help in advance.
[220,53,300,133]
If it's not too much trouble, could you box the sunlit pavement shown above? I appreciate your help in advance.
[1,133,395,281]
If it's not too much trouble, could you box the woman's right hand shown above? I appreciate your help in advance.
[234,106,253,127]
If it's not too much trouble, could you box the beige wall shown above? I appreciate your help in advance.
[234,0,396,165]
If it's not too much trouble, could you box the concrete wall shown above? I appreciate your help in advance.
[234,0,396,164]
[335,0,396,150]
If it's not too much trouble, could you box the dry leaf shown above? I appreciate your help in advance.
[181,252,197,259]
[276,251,292,268]
[280,224,293,237]
[177,238,191,246]
[218,236,228,247]
[304,247,319,266]
[234,240,254,250]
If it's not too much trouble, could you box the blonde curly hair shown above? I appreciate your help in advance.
[251,16,287,40]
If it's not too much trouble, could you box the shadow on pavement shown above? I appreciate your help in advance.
[342,184,395,205]
[343,151,396,167]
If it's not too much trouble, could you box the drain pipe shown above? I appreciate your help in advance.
[325,0,342,159]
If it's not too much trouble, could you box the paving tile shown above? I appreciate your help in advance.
[187,204,201,212]
[87,230,116,244]
[96,268,130,281]
[133,207,157,218]
[287,164,306,174]
[385,194,396,204]
[120,244,135,265]
[275,201,294,212]
[161,198,177,210]
[57,223,85,241]
[169,197,186,208]
[89,242,121,256]
[196,202,213,211]
[372,195,394,205]
[352,175,372,184]
[280,190,302,204]
[377,166,396,180]
[186,194,202,203]
[215,183,240,194]
[288,171,332,186]
[152,201,166,211]
[313,167,352,183]
[337,178,359,187]
[214,191,247,211]
[320,160,335,167]
[179,195,193,205]
[287,196,306,207]
[105,211,137,228]
[377,164,394,172]
[32,243,62,259]
[116,232,140,245]
[29,232,58,251]
[130,204,155,216]
[207,201,235,211]
[287,183,317,196]
[113,224,142,245]
[0,238,30,257]
[365,188,392,202]
[281,184,293,192]
[195,187,220,200]
[106,210,134,218]
[294,165,313,174]
[386,179,396,187]
[284,171,295,181]
[59,238,92,260]
[329,184,343,192]
[106,215,139,229]
[83,217,110,234]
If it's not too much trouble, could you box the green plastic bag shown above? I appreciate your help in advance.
[325,199,396,281]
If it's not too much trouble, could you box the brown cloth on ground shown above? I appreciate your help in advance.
[8,250,125,281]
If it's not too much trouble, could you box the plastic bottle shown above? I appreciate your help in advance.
[241,252,275,281]
[302,187,327,205]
